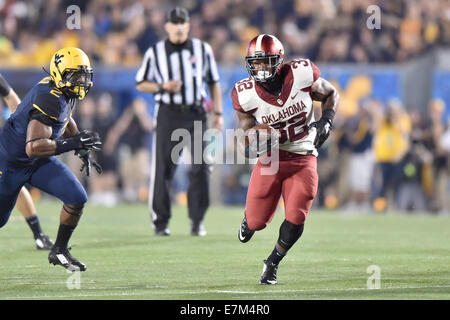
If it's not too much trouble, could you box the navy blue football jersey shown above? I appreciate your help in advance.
[0,77,74,165]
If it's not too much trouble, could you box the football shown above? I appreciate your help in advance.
[251,123,273,133]
[247,123,274,145]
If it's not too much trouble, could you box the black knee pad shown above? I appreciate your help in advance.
[277,219,304,251]
[63,203,85,217]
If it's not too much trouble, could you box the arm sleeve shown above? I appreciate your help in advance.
[31,93,62,124]
[135,47,156,84]
[203,42,220,84]
[0,74,12,97]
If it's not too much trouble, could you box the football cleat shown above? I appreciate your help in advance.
[191,222,207,237]
[155,228,170,236]
[35,233,54,250]
[260,259,278,285]
[48,246,86,272]
[238,216,255,243]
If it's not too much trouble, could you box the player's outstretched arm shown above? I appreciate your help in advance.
[0,73,20,112]
[237,110,257,132]
[26,120,101,158]
[309,78,340,148]
[236,110,257,156]
[25,120,55,157]
[3,89,20,113]
[311,77,339,113]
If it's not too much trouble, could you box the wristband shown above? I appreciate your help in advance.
[156,83,164,93]
[55,137,81,155]
[321,109,335,124]
[214,111,222,116]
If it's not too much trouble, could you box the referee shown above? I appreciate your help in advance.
[136,7,223,236]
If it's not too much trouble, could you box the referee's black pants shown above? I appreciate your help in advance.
[149,103,210,231]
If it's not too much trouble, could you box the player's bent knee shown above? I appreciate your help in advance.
[64,188,88,206]
[247,217,267,231]
[287,212,307,225]
[278,219,304,251]
[63,203,85,217]
[78,189,88,204]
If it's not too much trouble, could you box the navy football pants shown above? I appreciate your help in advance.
[0,156,87,228]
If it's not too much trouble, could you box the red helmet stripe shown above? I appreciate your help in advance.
[262,35,274,53]
[247,34,284,57]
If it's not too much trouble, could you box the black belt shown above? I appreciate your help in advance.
[162,103,203,113]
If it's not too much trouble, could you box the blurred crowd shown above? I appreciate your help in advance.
[1,0,449,213]
[2,90,449,213]
[1,0,450,67]
[317,98,450,213]
[222,98,450,213]
[62,93,153,206]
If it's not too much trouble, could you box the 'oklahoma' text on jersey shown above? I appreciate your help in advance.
[231,58,320,156]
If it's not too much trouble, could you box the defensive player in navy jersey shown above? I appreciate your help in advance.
[0,47,102,272]
[0,73,54,250]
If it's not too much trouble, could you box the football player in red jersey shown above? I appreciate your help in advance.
[231,34,339,284]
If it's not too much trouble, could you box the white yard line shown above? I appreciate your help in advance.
[211,284,450,294]
[2,284,449,299]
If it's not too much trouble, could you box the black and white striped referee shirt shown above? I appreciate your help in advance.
[136,38,220,106]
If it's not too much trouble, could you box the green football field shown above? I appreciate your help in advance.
[0,201,449,300]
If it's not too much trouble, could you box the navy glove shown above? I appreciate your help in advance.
[77,130,102,151]
[55,130,102,155]
[76,149,102,176]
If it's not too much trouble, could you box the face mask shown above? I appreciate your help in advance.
[63,68,92,99]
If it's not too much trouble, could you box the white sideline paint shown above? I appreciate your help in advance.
[3,284,450,299]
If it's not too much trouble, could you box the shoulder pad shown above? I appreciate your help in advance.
[33,90,64,122]
[289,59,320,88]
[232,78,257,113]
